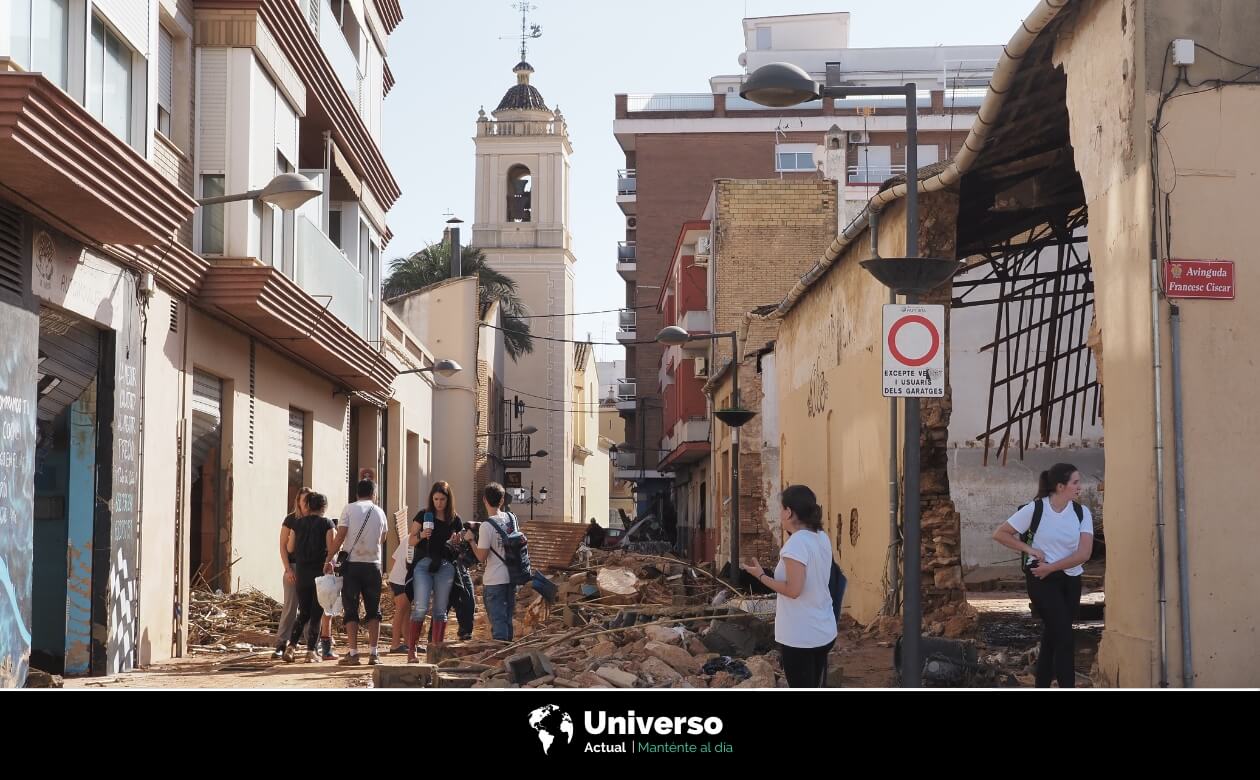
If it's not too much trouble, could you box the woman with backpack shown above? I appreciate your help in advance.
[406,481,464,663]
[992,463,1094,688]
[282,492,336,663]
[739,484,837,688]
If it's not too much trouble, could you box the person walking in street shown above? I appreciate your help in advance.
[406,481,464,663]
[447,521,478,641]
[465,482,518,641]
[331,479,387,666]
[283,492,335,663]
[992,463,1094,688]
[740,485,837,688]
[386,536,411,655]
[584,518,606,549]
[274,487,311,659]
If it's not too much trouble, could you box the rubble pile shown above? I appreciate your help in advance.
[188,587,285,652]
[450,549,790,689]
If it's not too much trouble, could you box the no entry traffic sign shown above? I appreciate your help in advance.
[883,304,945,397]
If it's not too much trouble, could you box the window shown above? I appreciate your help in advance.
[200,175,225,254]
[11,0,69,89]
[775,143,816,172]
[328,209,343,249]
[88,15,135,145]
[755,27,772,50]
[507,165,532,222]
[157,26,174,137]
[852,145,893,183]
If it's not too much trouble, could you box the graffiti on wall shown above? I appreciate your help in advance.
[105,310,142,674]
[0,308,38,688]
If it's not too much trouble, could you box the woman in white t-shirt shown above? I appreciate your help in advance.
[385,542,411,655]
[992,463,1094,688]
[740,485,838,688]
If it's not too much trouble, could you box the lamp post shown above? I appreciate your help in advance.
[657,325,755,586]
[196,172,323,210]
[524,482,548,524]
[396,358,463,378]
[741,62,959,687]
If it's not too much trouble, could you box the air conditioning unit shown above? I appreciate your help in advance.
[848,130,869,145]
[693,358,709,379]
[694,235,711,266]
[626,216,638,230]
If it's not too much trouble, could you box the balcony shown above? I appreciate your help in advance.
[847,164,907,186]
[617,241,636,279]
[499,432,533,469]
[616,381,637,412]
[681,310,712,335]
[616,169,637,214]
[616,310,637,342]
[293,215,366,338]
[626,94,715,112]
[318,0,364,116]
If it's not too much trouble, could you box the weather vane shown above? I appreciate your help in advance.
[500,1,542,62]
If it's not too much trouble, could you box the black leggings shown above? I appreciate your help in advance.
[780,639,835,688]
[1026,570,1083,688]
[289,564,325,651]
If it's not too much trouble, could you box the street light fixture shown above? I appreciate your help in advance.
[478,425,538,437]
[656,325,755,586]
[742,62,948,688]
[196,172,323,211]
[397,359,463,378]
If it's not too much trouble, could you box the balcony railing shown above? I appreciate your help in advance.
[294,215,366,337]
[616,169,637,196]
[626,93,715,112]
[500,432,532,465]
[617,382,637,402]
[618,309,637,333]
[847,164,907,185]
[478,119,566,137]
[617,241,636,263]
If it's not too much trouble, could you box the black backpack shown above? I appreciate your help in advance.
[485,513,533,586]
[1020,499,1084,572]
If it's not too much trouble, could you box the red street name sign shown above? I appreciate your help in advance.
[1165,259,1235,300]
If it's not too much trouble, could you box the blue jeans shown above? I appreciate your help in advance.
[411,558,455,625]
[484,583,517,641]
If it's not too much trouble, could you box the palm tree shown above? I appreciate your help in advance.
[383,242,534,359]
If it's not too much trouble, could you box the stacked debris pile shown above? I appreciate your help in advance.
[455,549,787,688]
[187,588,284,652]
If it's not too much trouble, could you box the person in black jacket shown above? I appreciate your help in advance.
[282,492,335,663]
[406,481,463,663]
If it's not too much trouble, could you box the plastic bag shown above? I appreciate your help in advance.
[316,574,343,617]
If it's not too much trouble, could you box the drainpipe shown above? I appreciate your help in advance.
[322,131,333,232]
[1148,129,1171,689]
[1169,304,1193,686]
[871,208,900,614]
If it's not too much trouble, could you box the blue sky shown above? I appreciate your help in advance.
[383,0,1036,361]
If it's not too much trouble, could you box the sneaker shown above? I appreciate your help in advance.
[337,654,362,666]
[390,644,408,655]
[320,638,338,661]
[368,653,381,666]
[281,645,295,664]
[271,645,286,660]
[458,634,472,642]
[303,650,317,663]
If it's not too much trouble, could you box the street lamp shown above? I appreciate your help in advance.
[657,325,755,586]
[396,359,463,378]
[520,482,548,523]
[741,63,961,687]
[196,172,323,211]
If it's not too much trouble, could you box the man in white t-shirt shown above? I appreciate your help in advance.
[464,482,517,640]
[329,479,387,665]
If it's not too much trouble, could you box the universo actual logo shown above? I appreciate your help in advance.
[527,704,575,755]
